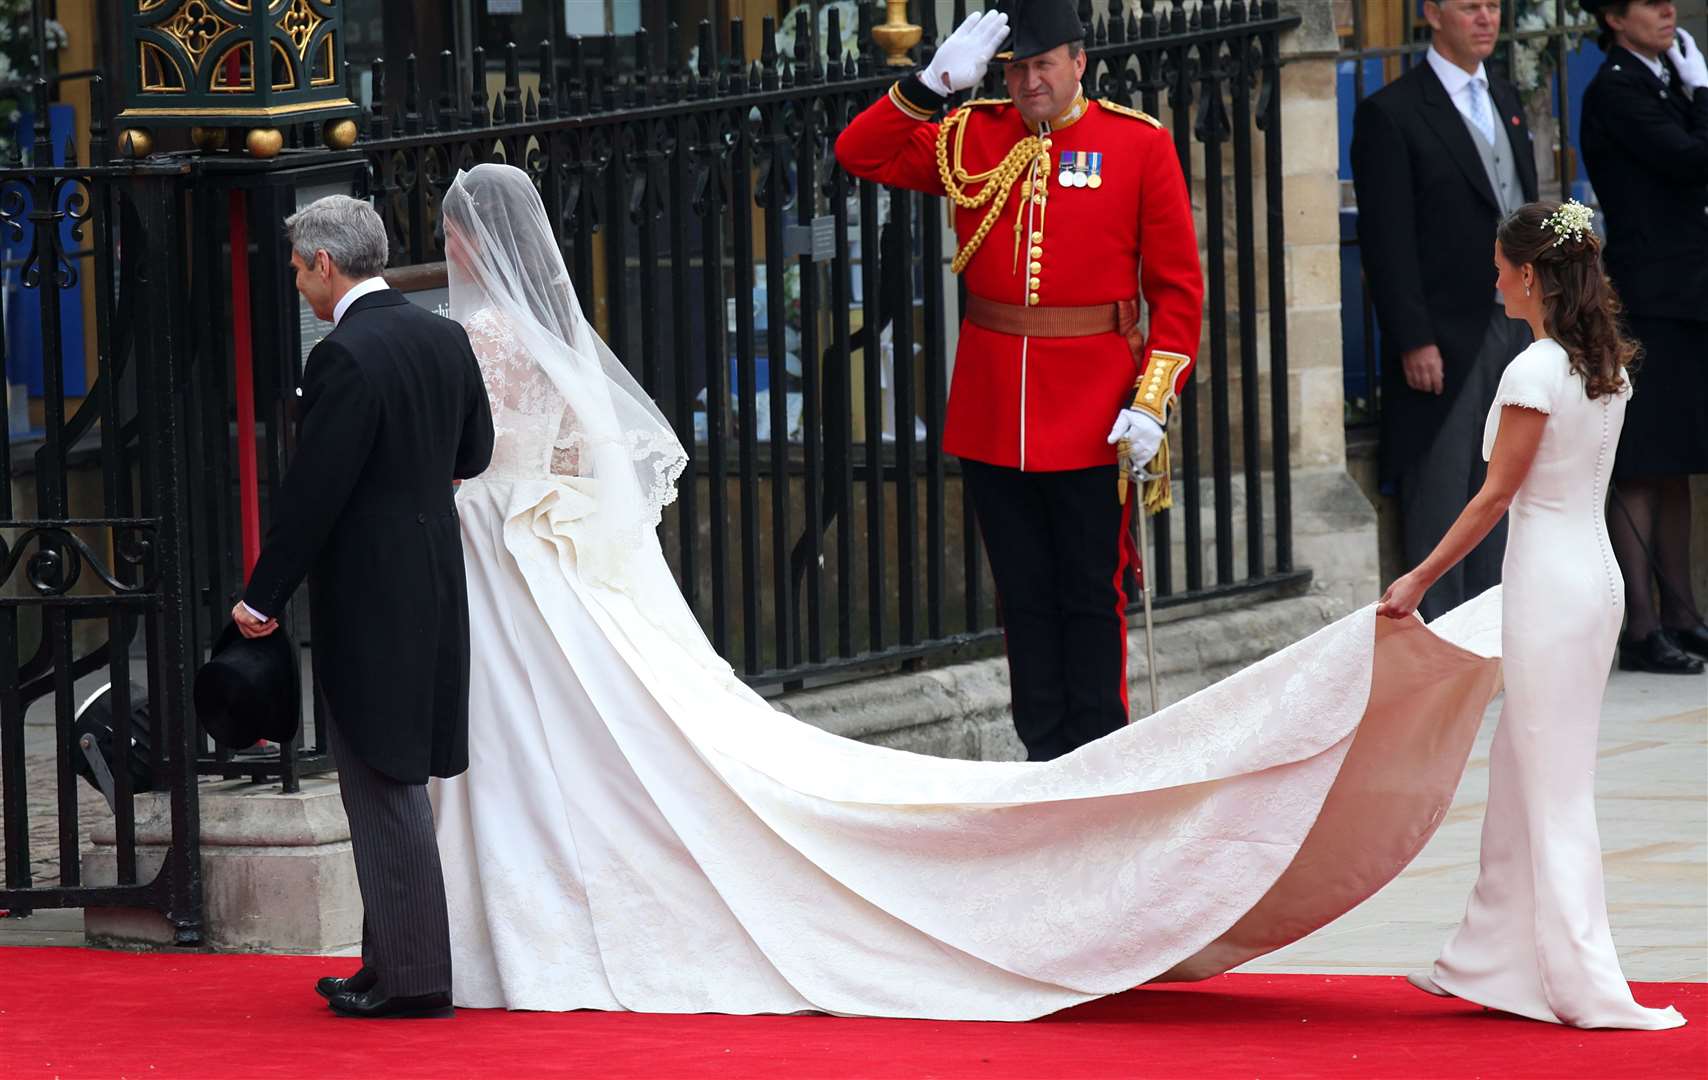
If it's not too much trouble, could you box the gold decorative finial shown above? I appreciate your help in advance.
[323,118,359,151]
[245,127,284,159]
[190,126,227,152]
[118,128,154,158]
[871,0,922,67]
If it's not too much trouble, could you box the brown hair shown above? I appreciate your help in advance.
[1496,201,1638,400]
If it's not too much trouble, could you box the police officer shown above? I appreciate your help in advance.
[1579,1,1708,672]
[835,1,1203,760]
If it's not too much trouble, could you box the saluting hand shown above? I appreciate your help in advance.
[1669,27,1708,93]
[921,10,1011,96]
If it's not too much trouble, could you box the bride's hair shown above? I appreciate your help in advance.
[1496,201,1638,400]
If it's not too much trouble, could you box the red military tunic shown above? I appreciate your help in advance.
[835,86,1203,472]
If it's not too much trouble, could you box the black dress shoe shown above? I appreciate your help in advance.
[1665,623,1708,662]
[316,966,377,1000]
[328,988,454,1019]
[1619,630,1707,675]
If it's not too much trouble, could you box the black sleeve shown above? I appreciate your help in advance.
[1351,97,1436,355]
[1590,77,1708,185]
[243,341,381,617]
[453,333,495,481]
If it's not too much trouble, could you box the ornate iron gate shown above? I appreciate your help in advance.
[0,90,202,940]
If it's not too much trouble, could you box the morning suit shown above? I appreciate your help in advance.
[1352,51,1539,619]
[245,287,494,996]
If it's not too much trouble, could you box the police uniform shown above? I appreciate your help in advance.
[1580,44,1708,479]
[834,17,1202,759]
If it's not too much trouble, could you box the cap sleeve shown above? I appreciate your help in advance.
[1482,341,1562,460]
[1492,343,1561,415]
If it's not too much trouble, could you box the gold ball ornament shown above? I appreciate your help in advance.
[118,129,153,158]
[245,128,284,159]
[322,118,359,151]
[190,126,227,152]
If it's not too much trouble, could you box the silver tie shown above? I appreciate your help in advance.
[1468,77,1496,145]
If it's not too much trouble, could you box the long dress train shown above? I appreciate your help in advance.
[428,314,1517,1021]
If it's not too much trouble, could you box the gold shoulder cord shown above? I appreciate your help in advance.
[935,108,1045,274]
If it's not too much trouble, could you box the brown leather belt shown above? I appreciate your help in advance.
[965,295,1139,338]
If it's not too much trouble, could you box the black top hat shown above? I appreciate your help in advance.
[998,0,1088,62]
[193,621,301,751]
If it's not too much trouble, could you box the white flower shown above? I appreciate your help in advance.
[1545,199,1596,246]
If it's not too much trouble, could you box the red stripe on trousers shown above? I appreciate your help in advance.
[1114,494,1136,720]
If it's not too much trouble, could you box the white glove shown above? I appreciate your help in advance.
[1107,408,1165,474]
[1670,27,1708,92]
[919,10,1011,96]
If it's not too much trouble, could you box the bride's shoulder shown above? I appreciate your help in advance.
[462,307,523,351]
[463,307,506,334]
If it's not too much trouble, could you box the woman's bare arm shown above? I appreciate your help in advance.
[1377,405,1548,618]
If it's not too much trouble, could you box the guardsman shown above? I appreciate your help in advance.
[835,1,1203,760]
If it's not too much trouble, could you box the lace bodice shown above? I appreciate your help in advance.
[465,307,582,479]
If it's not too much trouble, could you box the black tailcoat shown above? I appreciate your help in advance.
[245,289,495,783]
[1351,59,1538,482]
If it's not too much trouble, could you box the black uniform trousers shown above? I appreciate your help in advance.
[963,460,1135,761]
[327,715,452,998]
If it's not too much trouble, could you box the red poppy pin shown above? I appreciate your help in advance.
[1510,115,1520,125]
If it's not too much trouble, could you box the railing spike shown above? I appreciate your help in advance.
[761,16,779,91]
[539,39,557,119]
[470,46,489,127]
[504,42,523,124]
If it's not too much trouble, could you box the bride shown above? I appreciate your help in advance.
[429,162,1506,1020]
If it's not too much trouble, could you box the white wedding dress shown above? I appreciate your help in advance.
[430,301,1517,1020]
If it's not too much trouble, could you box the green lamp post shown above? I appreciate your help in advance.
[117,0,359,158]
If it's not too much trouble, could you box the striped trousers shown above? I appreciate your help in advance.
[327,716,452,998]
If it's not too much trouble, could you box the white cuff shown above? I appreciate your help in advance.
[240,601,270,622]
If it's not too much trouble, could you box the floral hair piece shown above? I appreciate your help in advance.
[1544,199,1594,248]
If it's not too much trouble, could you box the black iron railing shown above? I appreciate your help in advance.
[0,78,203,938]
[333,0,1305,689]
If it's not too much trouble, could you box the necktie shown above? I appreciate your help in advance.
[1467,77,1496,145]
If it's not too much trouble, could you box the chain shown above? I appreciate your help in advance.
[935,108,1045,275]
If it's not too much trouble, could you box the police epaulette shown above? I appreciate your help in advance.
[1100,100,1164,128]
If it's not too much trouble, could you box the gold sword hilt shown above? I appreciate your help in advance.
[1117,437,1132,505]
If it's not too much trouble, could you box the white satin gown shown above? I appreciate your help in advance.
[431,308,1513,1020]
[1424,339,1684,1030]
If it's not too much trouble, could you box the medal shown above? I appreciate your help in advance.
[1072,151,1089,188]
[1087,151,1103,189]
[1057,151,1073,188]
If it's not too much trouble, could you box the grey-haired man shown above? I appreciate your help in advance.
[231,194,494,1018]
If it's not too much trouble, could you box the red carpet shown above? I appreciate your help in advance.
[2,947,1702,1079]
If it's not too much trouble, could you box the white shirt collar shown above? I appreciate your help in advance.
[1628,50,1666,82]
[332,276,389,327]
[1427,45,1487,98]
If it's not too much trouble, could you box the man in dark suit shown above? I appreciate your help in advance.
[1579,2,1708,674]
[231,195,494,1018]
[1352,0,1539,620]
